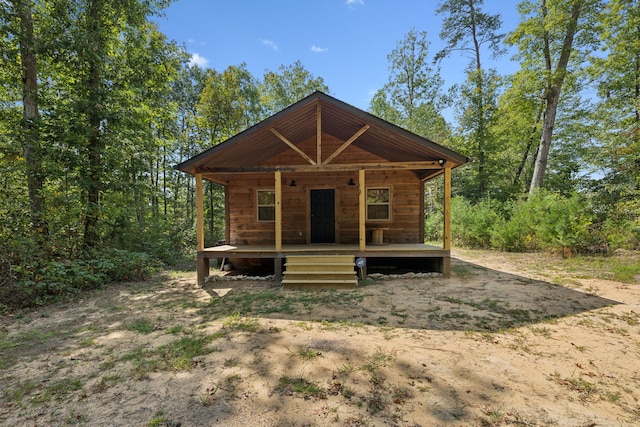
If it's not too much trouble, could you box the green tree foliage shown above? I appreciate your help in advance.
[195,64,262,246]
[490,71,545,196]
[435,0,505,68]
[589,0,640,238]
[197,64,261,145]
[370,28,451,141]
[453,69,502,199]
[0,0,188,309]
[436,0,505,197]
[2,0,49,247]
[507,0,601,193]
[167,64,207,234]
[260,60,329,115]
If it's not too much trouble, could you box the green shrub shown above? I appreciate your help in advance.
[489,195,539,252]
[602,216,640,251]
[535,192,593,255]
[0,248,163,310]
[424,207,443,242]
[82,248,162,282]
[451,196,501,248]
[449,191,596,255]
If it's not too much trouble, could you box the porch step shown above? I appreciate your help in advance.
[283,255,358,289]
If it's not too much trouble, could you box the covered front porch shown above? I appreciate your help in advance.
[194,165,454,285]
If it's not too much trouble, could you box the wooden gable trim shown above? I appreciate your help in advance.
[196,160,444,174]
[176,92,471,176]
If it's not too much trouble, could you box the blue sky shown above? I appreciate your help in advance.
[155,0,520,112]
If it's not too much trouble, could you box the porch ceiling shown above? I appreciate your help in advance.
[176,92,471,180]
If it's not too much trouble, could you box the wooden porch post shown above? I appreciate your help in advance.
[195,173,209,284]
[196,174,204,251]
[442,165,451,277]
[274,171,283,281]
[419,180,425,243]
[224,185,230,244]
[359,169,366,251]
[275,170,282,251]
[443,166,451,250]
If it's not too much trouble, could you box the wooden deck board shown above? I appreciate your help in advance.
[200,243,446,258]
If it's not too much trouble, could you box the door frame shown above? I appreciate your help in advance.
[308,187,337,244]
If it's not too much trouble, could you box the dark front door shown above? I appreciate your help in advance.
[310,189,335,243]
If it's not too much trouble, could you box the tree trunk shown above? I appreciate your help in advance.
[529,0,584,193]
[529,87,560,192]
[16,0,48,242]
[83,0,104,250]
[513,105,543,187]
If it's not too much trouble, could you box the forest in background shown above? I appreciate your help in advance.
[1,0,638,310]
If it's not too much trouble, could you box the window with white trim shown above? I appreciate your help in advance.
[257,189,275,222]
[366,188,390,220]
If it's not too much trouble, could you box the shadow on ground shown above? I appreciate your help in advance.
[199,257,620,332]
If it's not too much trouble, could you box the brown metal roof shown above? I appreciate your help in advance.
[176,91,471,180]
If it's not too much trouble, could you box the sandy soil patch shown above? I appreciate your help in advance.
[1,249,639,426]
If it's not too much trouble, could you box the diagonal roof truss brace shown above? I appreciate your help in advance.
[323,124,370,164]
[269,127,316,165]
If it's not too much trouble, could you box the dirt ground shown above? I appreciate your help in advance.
[1,249,639,426]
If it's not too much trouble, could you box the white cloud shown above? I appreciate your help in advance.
[311,45,328,53]
[188,53,209,68]
[187,38,206,46]
[346,0,364,7]
[262,39,278,51]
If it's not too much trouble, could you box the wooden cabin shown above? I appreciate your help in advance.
[176,92,470,288]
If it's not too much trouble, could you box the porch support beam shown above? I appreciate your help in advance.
[198,160,443,174]
[419,180,425,243]
[323,125,370,165]
[270,128,316,165]
[358,169,366,251]
[443,165,451,251]
[196,174,204,251]
[275,170,282,251]
[195,173,208,284]
[224,185,230,244]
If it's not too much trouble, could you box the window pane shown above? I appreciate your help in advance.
[368,205,389,220]
[258,190,275,205]
[258,206,275,221]
[367,189,389,203]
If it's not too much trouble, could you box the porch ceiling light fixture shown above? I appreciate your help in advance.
[438,159,447,167]
[290,180,296,187]
[347,178,356,186]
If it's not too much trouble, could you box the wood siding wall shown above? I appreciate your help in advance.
[227,133,422,245]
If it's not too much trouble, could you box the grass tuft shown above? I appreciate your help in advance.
[125,318,155,334]
[277,375,325,399]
